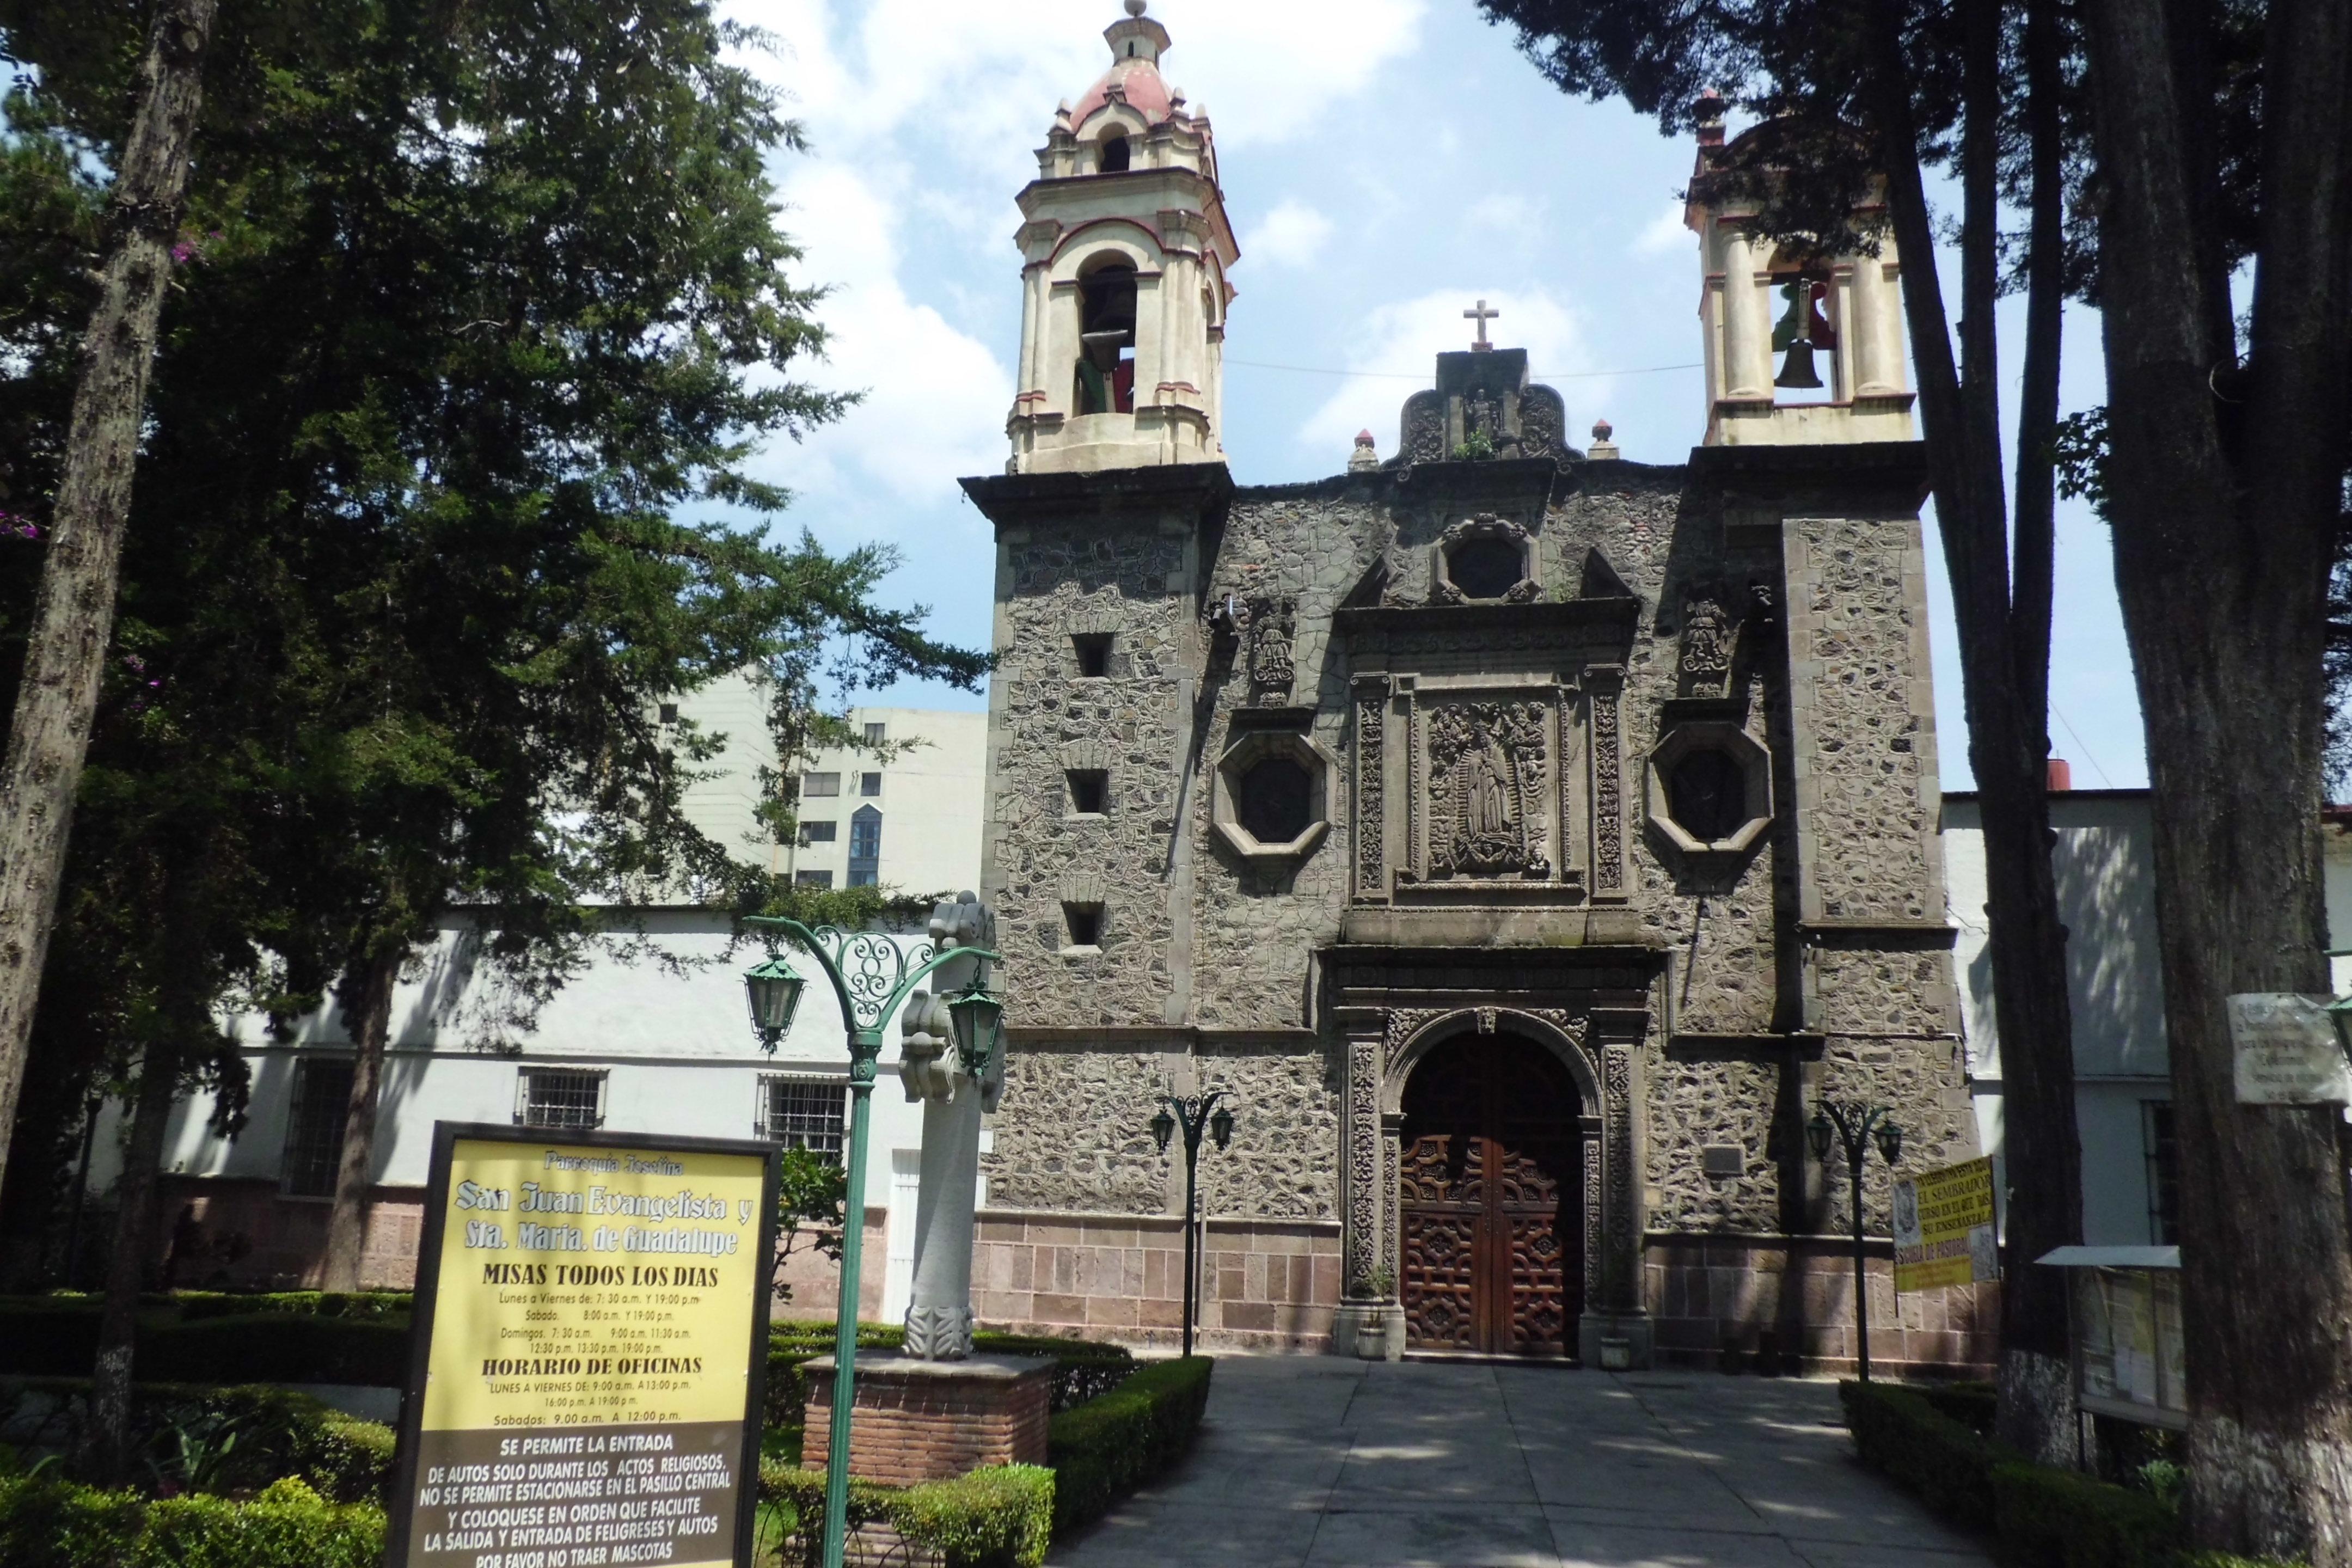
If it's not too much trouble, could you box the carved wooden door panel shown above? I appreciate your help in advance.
[1400,1034,1580,1356]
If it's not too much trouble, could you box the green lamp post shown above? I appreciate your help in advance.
[1808,1100,1904,1381]
[742,914,1002,1568]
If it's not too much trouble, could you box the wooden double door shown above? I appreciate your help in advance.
[1399,1034,1583,1356]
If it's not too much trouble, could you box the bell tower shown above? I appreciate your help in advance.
[1004,0,1239,475]
[1686,94,1915,446]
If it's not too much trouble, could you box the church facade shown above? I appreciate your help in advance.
[963,3,1990,1374]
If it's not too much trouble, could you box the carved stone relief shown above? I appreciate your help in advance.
[1346,1034,1380,1293]
[1244,595,1297,705]
[1604,1044,1634,1308]
[1425,701,1551,880]
[1679,597,1735,693]
[1353,685,1386,901]
[1589,676,1625,895]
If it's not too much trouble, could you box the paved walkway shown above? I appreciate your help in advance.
[1048,1358,1996,1567]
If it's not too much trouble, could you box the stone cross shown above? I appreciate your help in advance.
[1464,298,1500,352]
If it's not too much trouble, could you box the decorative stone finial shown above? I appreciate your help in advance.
[1125,0,1148,14]
[1349,431,1380,473]
[1588,418,1621,461]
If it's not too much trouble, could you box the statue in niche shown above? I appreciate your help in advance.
[1679,597,1736,693]
[1426,701,1551,879]
[1245,595,1297,705]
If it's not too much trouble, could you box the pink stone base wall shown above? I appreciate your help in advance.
[1643,1233,1999,1378]
[972,1211,1341,1353]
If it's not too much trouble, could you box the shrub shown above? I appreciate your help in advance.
[1839,1380,2012,1527]
[757,1461,1052,1568]
[129,1477,384,1568]
[1994,1461,2182,1568]
[0,1474,144,1568]
[1916,1380,1998,1436]
[1045,1356,1212,1536]
[136,1316,409,1388]
[0,1382,395,1504]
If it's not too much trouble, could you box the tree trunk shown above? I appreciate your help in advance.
[0,0,218,1195]
[1867,0,2085,1463]
[81,1046,177,1484]
[321,941,404,1292]
[2084,0,2352,1557]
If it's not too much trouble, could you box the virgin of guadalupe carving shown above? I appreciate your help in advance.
[1426,702,1551,879]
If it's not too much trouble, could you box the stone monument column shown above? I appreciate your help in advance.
[897,893,1004,1361]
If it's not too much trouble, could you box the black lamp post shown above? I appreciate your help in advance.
[1809,1100,1904,1381]
[1151,1091,1236,1358]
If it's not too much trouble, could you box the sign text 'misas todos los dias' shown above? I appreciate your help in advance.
[388,1125,780,1568]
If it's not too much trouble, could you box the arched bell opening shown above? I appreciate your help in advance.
[1767,253,1839,403]
[1396,1032,1584,1357]
[1074,256,1138,416]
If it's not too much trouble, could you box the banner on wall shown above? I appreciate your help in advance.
[1891,1156,1999,1294]
[386,1123,780,1568]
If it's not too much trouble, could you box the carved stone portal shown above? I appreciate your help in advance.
[1425,701,1551,880]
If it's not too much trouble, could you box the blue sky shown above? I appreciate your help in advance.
[727,0,2147,793]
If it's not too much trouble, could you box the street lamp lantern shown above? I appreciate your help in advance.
[1150,1089,1238,1357]
[946,985,1005,1080]
[743,954,806,1052]
[1811,1099,1902,1381]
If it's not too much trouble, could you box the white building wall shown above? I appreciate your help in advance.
[1943,791,2172,1246]
[780,707,985,898]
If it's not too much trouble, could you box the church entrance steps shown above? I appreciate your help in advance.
[1044,1357,1996,1567]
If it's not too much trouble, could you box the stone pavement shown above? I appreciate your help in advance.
[1048,1357,1997,1567]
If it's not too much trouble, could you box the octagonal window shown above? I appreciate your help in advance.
[1667,750,1748,843]
[1239,756,1314,843]
[1212,730,1338,863]
[1446,537,1525,600]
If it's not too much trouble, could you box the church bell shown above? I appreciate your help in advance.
[1772,277,1826,390]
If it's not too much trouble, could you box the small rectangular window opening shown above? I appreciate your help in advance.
[1073,634,1112,678]
[801,772,841,798]
[658,702,680,725]
[1067,770,1108,815]
[518,1068,606,1131]
[1063,902,1104,950]
[2143,1100,2180,1245]
[859,772,883,798]
[281,1057,356,1198]
[795,869,835,888]
[799,820,836,846]
[864,722,886,745]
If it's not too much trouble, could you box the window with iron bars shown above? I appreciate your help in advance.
[282,1056,356,1198]
[759,1077,846,1161]
[516,1068,607,1131]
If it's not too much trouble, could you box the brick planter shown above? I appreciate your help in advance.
[799,1353,1054,1486]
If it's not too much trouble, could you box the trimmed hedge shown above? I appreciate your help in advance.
[0,1308,408,1388]
[1839,1381,2306,1568]
[1045,1356,1213,1536]
[173,1293,409,1325]
[758,1461,1054,1568]
[0,1473,382,1568]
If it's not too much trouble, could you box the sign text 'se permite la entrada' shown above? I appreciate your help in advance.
[387,1125,780,1568]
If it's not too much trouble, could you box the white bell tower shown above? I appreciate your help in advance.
[1004,0,1239,475]
[1686,93,1915,446]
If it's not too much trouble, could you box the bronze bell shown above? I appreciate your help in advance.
[1774,338,1823,389]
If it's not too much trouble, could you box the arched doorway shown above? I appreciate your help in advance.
[1399,1033,1582,1356]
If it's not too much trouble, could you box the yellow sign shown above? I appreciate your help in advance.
[1891,1156,1998,1294]
[389,1125,778,1568]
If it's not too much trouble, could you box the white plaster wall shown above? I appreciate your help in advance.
[2324,816,2352,993]
[1944,791,2170,1246]
[96,915,938,1219]
[672,671,783,870]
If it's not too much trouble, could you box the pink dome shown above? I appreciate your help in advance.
[1071,58,1176,131]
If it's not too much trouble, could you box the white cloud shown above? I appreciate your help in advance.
[1634,202,1695,255]
[1294,288,1612,459]
[1250,200,1334,270]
